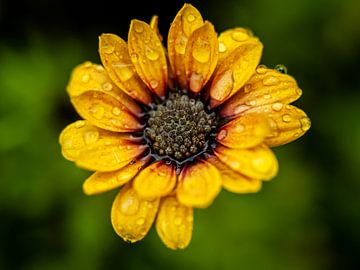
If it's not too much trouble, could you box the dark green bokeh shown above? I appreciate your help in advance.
[1,0,359,269]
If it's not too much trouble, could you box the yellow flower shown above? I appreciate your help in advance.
[59,4,310,249]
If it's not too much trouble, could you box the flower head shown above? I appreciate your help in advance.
[59,4,310,249]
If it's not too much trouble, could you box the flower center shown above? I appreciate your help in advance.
[144,93,217,162]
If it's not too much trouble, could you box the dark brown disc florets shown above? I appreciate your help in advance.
[144,93,217,162]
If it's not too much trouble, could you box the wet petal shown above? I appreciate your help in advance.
[83,156,150,195]
[167,3,204,89]
[184,21,219,93]
[207,155,262,194]
[176,160,221,208]
[111,183,160,243]
[246,104,311,147]
[209,42,263,108]
[59,121,146,171]
[217,28,260,63]
[216,113,270,149]
[156,196,193,250]
[133,161,176,200]
[220,66,302,118]
[99,34,153,105]
[67,62,143,116]
[71,91,143,132]
[128,20,168,98]
[150,15,163,41]
[215,145,278,181]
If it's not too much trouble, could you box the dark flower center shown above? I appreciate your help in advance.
[144,93,217,162]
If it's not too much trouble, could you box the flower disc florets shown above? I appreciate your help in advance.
[144,93,217,161]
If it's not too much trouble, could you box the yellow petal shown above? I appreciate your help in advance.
[220,66,302,118]
[217,28,260,63]
[167,3,204,89]
[184,21,219,93]
[150,15,163,42]
[133,161,176,200]
[111,183,160,243]
[128,20,168,98]
[67,62,143,116]
[71,90,143,132]
[216,113,271,149]
[245,104,311,147]
[59,121,146,171]
[156,196,193,249]
[83,156,150,195]
[99,34,153,104]
[209,42,263,108]
[215,145,278,181]
[207,155,262,194]
[176,160,221,208]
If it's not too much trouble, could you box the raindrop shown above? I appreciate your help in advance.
[112,107,121,116]
[252,156,271,174]
[81,74,90,83]
[231,29,248,42]
[263,76,280,86]
[119,190,140,216]
[282,114,292,122]
[150,80,159,89]
[175,35,187,55]
[256,65,268,74]
[271,102,283,111]
[145,47,160,61]
[103,43,115,54]
[275,64,287,74]
[112,63,134,81]
[218,42,227,53]
[136,218,145,225]
[187,13,195,22]
[189,72,204,92]
[131,53,138,63]
[217,129,227,140]
[192,40,210,63]
[102,82,113,91]
[96,65,104,72]
[134,23,144,33]
[234,104,250,115]
[235,124,245,133]
[264,94,272,99]
[74,121,85,128]
[300,117,311,131]
[245,100,256,106]
[83,130,99,144]
[90,105,105,119]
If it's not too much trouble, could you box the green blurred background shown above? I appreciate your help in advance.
[1,0,359,269]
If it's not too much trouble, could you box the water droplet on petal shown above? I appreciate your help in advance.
[84,130,99,144]
[245,100,256,106]
[150,80,159,89]
[231,29,248,41]
[174,216,182,226]
[192,40,210,63]
[275,64,287,74]
[90,104,105,119]
[131,53,138,63]
[74,121,85,128]
[134,23,144,33]
[112,107,121,116]
[263,76,280,86]
[95,65,104,72]
[282,114,292,122]
[264,94,271,99]
[234,104,250,115]
[145,47,160,61]
[217,129,227,140]
[136,218,145,225]
[218,42,227,53]
[252,156,272,174]
[175,35,187,55]
[103,43,115,54]
[235,124,245,133]
[120,189,140,216]
[256,65,268,74]
[102,82,113,91]
[211,69,234,100]
[112,63,134,81]
[271,102,283,111]
[81,74,90,83]
[189,72,204,92]
[300,117,311,131]
[187,13,195,22]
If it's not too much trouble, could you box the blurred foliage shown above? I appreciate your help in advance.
[0,0,359,269]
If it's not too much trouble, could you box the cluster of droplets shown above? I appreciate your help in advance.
[144,93,217,161]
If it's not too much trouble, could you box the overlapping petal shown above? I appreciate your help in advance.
[220,66,303,118]
[111,183,160,243]
[128,20,168,98]
[215,145,278,181]
[184,21,219,93]
[99,34,153,104]
[176,160,221,208]
[168,4,204,89]
[246,104,311,147]
[207,155,262,193]
[156,196,193,250]
[59,121,146,171]
[83,156,150,195]
[216,113,270,149]
[133,161,176,200]
[209,41,263,108]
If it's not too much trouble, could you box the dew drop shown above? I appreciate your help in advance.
[245,100,256,106]
[275,64,287,74]
[174,216,182,226]
[244,84,252,93]
[282,114,292,122]
[112,107,121,116]
[235,124,245,133]
[175,35,187,55]
[217,129,227,141]
[252,156,271,174]
[112,63,134,81]
[90,104,105,119]
[264,94,271,99]
[81,74,90,83]
[95,65,104,72]
[234,104,250,115]
[256,65,268,74]
[131,53,138,63]
[119,189,140,216]
[271,102,283,111]
[263,76,280,86]
[136,218,145,225]
[150,79,159,89]
[231,29,248,41]
[110,118,124,127]
[218,42,227,53]
[189,72,204,92]
[74,121,85,128]
[187,13,195,22]
[134,23,144,33]
[103,43,115,54]
[192,40,210,63]
[83,130,99,144]
[300,117,311,131]
[145,47,160,61]
[102,82,113,91]
[211,69,234,100]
